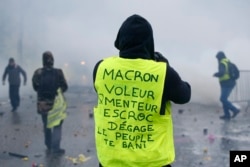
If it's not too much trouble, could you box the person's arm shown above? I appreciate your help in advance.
[19,66,27,85]
[213,63,226,78]
[32,69,41,92]
[2,66,8,85]
[163,65,191,104]
[154,52,190,104]
[93,60,103,91]
[57,69,68,93]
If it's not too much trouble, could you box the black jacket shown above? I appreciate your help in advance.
[2,64,27,86]
[93,14,191,114]
[32,67,68,101]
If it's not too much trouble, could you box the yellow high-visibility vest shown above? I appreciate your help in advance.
[219,58,230,81]
[94,56,175,167]
[47,88,67,128]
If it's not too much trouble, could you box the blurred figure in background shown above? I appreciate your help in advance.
[2,58,27,112]
[32,51,68,155]
[93,14,191,167]
[213,51,240,120]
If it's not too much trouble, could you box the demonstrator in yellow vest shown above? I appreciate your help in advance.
[93,14,191,167]
[32,51,68,155]
[213,51,240,120]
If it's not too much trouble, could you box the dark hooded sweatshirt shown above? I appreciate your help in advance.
[32,51,68,102]
[2,60,27,86]
[93,14,191,113]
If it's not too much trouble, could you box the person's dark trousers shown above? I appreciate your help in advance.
[41,115,63,151]
[99,163,171,167]
[220,85,239,117]
[9,85,20,110]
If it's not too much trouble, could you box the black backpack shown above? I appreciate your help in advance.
[228,62,240,80]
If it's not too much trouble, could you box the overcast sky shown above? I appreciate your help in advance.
[1,0,250,104]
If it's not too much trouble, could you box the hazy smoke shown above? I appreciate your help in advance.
[1,0,250,105]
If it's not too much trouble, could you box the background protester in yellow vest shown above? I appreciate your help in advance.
[32,51,68,155]
[93,14,191,167]
[2,58,27,112]
[213,51,240,120]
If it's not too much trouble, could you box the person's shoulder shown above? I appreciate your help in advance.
[95,60,104,68]
[4,65,10,70]
[34,68,43,75]
[93,60,104,73]
[96,59,104,64]
[53,68,64,76]
[166,64,181,78]
[16,64,23,69]
[54,68,63,72]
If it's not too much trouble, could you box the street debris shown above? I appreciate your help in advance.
[178,109,184,114]
[8,152,28,159]
[0,111,4,116]
[203,156,212,161]
[203,128,208,135]
[24,141,32,148]
[32,162,44,167]
[203,147,208,154]
[208,134,215,143]
[22,157,29,161]
[89,110,93,118]
[34,153,42,158]
[65,154,91,165]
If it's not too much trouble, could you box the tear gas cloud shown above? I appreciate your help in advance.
[0,0,250,105]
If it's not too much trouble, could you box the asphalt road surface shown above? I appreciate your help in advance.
[0,86,249,167]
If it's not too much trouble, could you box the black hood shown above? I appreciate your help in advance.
[9,57,15,63]
[43,51,54,67]
[8,57,15,68]
[216,51,226,60]
[114,14,155,60]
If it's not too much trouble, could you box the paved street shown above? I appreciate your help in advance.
[0,86,250,167]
